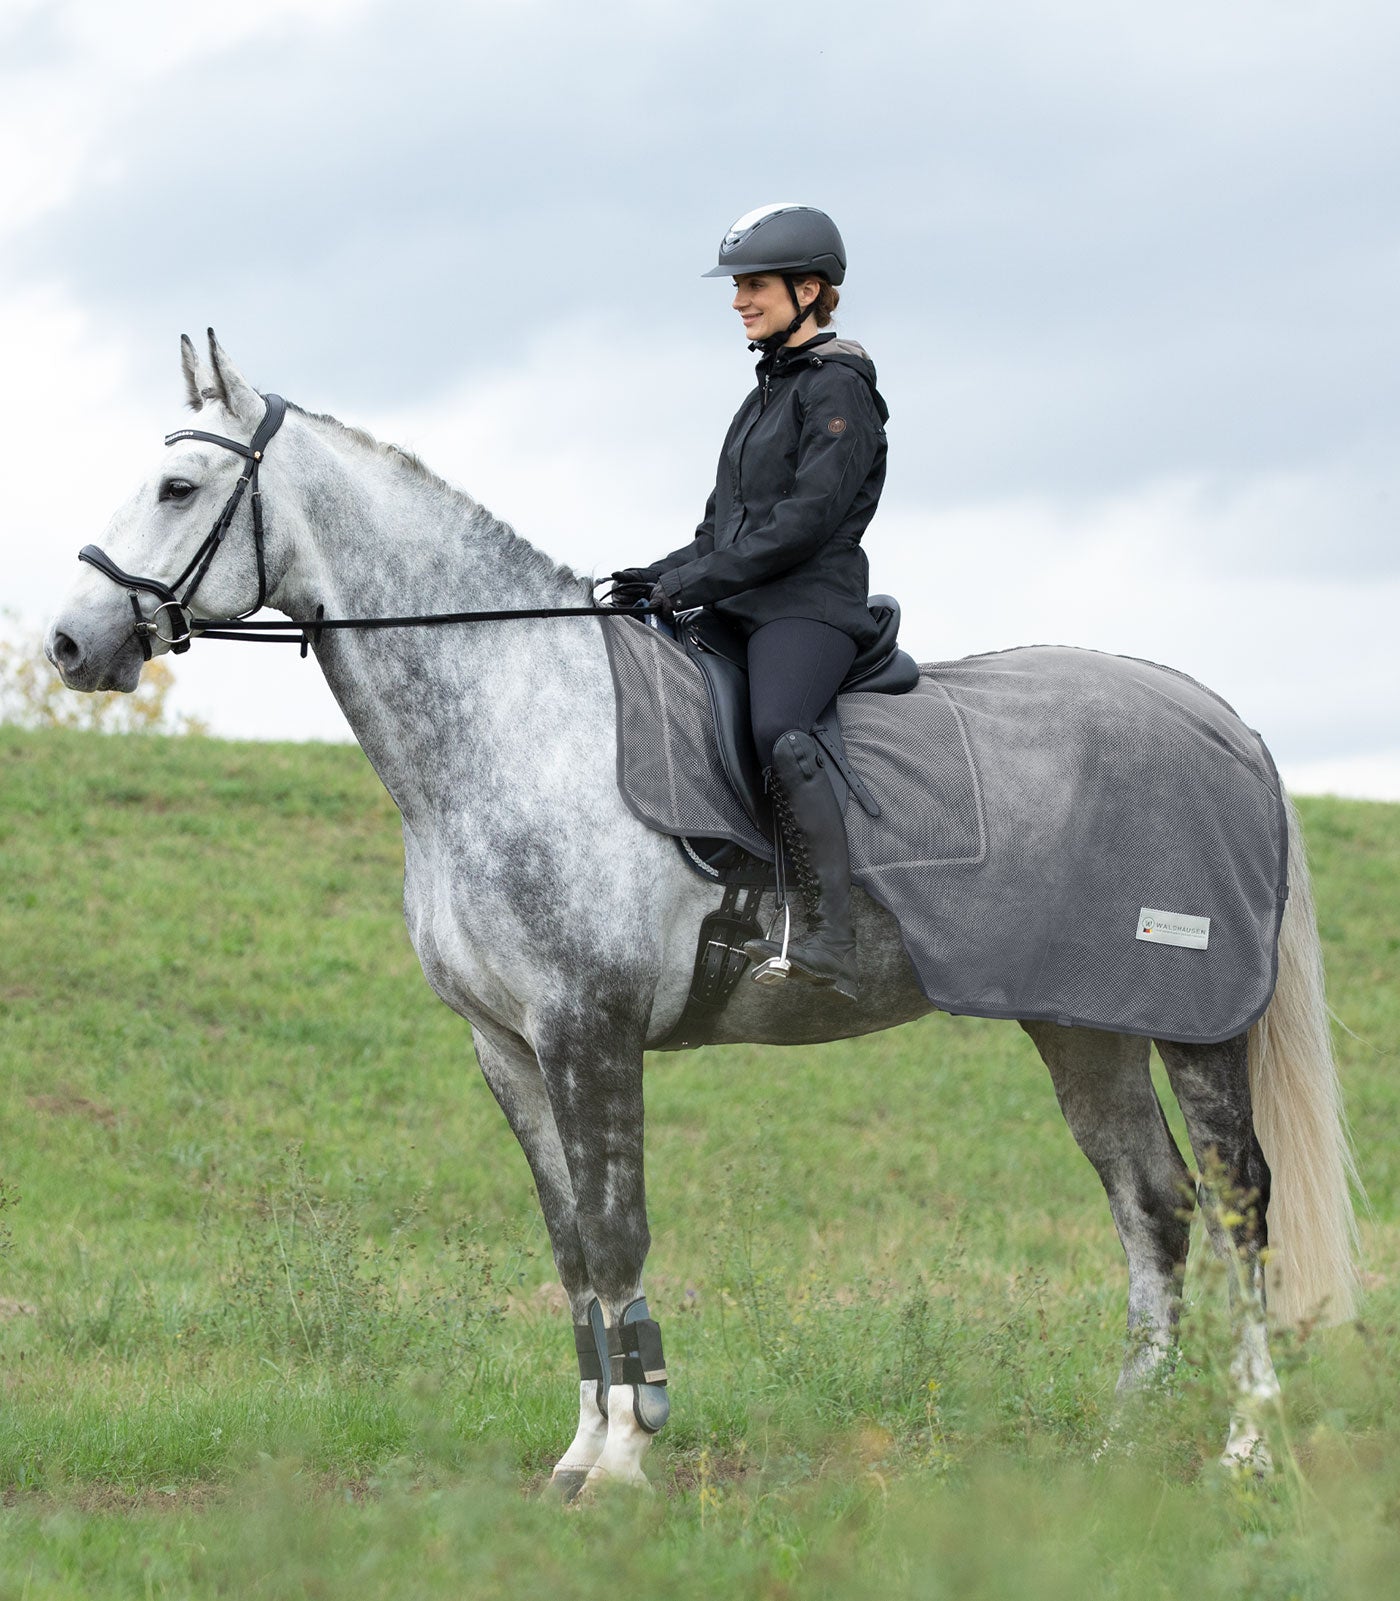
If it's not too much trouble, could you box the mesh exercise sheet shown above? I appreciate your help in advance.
[603,619,1288,1043]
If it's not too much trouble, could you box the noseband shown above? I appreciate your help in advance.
[78,394,288,660]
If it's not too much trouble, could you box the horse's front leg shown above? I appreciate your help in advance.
[530,1000,665,1493]
[469,1019,610,1497]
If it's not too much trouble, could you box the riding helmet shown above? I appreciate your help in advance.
[702,203,846,285]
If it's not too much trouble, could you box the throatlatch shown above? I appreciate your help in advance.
[575,1296,670,1434]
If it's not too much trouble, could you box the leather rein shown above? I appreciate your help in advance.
[77,393,630,660]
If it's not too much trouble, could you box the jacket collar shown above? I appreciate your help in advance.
[755,330,837,379]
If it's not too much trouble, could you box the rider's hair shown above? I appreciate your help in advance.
[813,281,840,328]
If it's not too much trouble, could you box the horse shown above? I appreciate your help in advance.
[46,332,1359,1494]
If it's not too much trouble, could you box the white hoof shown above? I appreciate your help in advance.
[547,1380,608,1500]
[581,1385,654,1492]
[1221,1415,1274,1477]
[578,1463,654,1499]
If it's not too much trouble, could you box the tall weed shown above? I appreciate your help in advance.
[207,1145,507,1383]
[706,1123,963,1448]
[0,1178,15,1257]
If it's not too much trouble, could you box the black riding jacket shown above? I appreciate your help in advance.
[644,332,888,648]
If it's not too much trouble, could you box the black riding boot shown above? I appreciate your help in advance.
[743,729,859,1000]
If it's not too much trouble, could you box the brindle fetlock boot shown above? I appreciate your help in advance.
[743,728,858,999]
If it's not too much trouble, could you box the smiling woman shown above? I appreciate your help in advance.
[610,202,889,1001]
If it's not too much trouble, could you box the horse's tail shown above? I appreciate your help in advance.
[1248,792,1361,1326]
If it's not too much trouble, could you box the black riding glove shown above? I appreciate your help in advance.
[647,583,675,621]
[607,569,654,609]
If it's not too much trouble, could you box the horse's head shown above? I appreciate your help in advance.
[46,331,282,692]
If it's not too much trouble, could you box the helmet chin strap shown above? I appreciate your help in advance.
[749,273,819,355]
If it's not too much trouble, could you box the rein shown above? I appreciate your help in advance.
[155,600,633,653]
[77,392,636,659]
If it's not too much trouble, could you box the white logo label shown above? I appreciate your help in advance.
[1136,907,1210,950]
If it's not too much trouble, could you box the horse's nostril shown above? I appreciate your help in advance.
[52,630,83,670]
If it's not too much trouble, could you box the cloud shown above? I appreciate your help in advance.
[2,285,155,605]
[353,319,737,578]
[11,0,1398,461]
[4,1,1398,792]
[1277,751,1400,804]
[873,489,1400,778]
[0,0,377,232]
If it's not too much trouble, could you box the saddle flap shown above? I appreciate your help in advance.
[683,628,768,828]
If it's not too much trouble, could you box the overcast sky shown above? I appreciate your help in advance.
[3,0,1397,797]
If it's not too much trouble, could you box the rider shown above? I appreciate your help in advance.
[610,203,889,1000]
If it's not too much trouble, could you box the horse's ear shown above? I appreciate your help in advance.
[180,333,212,412]
[205,328,261,425]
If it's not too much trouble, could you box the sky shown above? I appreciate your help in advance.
[3,0,1397,797]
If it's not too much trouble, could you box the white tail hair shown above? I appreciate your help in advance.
[1248,793,1361,1326]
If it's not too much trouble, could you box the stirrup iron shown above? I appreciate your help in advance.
[750,903,792,986]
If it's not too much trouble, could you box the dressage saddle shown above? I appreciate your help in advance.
[672,595,920,829]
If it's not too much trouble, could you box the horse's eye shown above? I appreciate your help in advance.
[160,479,196,503]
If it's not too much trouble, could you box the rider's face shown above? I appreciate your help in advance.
[731,273,818,343]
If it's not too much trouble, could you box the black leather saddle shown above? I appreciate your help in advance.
[676,595,919,829]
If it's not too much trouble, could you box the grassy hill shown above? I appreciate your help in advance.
[1,726,1397,1598]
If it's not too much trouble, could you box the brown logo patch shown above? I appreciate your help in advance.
[827,417,848,435]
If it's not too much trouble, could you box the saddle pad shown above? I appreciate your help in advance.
[602,619,1288,1044]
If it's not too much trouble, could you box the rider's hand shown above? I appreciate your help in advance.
[607,569,653,609]
[647,583,675,621]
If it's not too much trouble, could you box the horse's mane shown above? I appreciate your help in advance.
[288,401,588,595]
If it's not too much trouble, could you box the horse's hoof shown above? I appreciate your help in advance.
[576,1465,653,1502]
[544,1468,590,1503]
[1220,1433,1274,1478]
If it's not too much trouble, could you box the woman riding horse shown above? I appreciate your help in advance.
[611,203,889,1001]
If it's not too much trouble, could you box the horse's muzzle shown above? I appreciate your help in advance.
[44,616,144,693]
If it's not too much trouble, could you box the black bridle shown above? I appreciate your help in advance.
[76,393,636,659]
[79,395,290,659]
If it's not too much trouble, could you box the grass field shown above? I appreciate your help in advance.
[1,725,1397,1598]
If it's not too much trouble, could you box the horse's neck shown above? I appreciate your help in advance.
[275,421,602,823]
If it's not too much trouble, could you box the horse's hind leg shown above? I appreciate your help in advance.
[1021,1022,1193,1396]
[1155,1032,1278,1471]
[469,1020,608,1498]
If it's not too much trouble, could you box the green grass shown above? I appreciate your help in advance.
[1,725,1398,1597]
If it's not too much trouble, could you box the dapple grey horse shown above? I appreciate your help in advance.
[46,334,1358,1493]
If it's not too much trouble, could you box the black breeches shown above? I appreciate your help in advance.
[747,617,858,765]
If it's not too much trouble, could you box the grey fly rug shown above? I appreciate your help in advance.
[602,619,1289,1044]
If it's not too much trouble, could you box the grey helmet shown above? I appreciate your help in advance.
[702,203,847,285]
